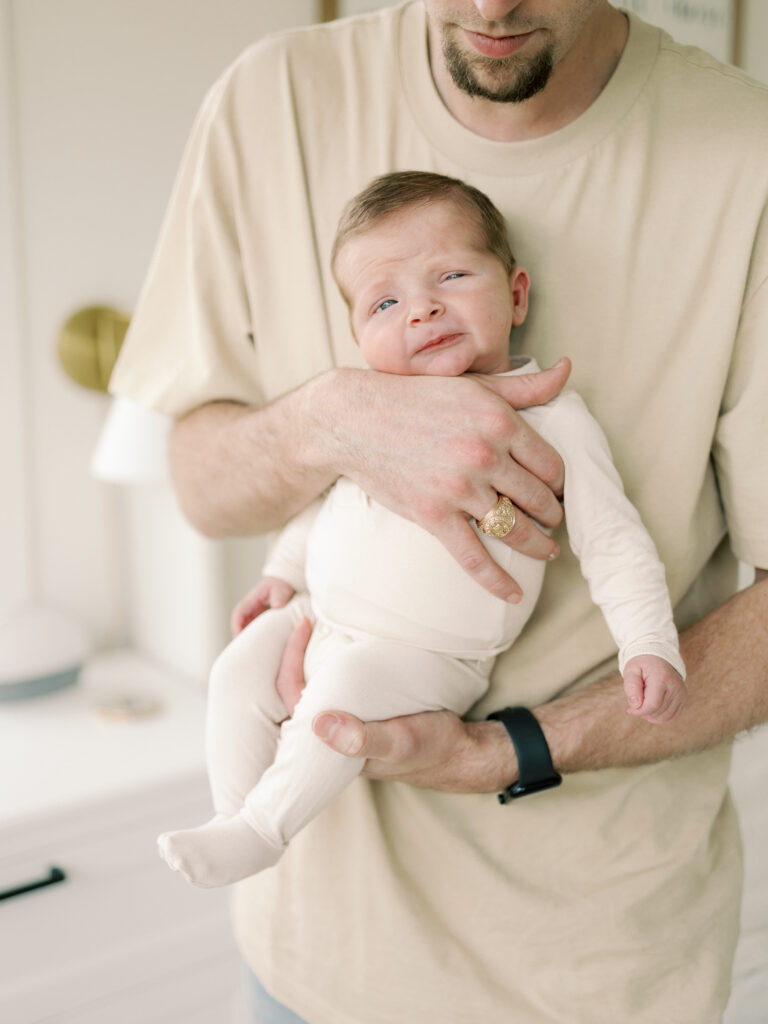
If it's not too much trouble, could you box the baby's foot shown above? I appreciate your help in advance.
[157,814,284,888]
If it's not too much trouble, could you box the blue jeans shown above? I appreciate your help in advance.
[244,967,309,1024]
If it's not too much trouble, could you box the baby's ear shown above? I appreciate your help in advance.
[509,266,530,326]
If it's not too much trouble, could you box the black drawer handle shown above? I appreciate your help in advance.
[0,866,67,902]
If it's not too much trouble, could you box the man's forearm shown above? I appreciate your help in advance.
[535,572,768,777]
[169,374,340,537]
[315,573,768,791]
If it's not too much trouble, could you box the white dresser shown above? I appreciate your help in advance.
[0,652,243,1024]
[3,650,765,1022]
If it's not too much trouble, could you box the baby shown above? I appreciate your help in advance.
[158,171,686,888]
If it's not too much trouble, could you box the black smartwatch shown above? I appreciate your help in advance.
[487,707,562,804]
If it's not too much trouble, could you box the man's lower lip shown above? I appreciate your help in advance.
[463,29,535,58]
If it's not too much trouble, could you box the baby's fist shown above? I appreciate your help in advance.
[231,577,296,635]
[623,654,686,724]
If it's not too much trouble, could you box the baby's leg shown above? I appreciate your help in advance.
[163,630,490,887]
[205,594,314,816]
[246,633,491,841]
[158,595,313,883]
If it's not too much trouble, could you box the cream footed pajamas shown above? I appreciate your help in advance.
[159,367,684,888]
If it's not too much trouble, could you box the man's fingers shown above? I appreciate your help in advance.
[481,357,571,409]
[312,710,477,788]
[497,506,560,561]
[470,489,559,563]
[312,711,438,769]
[437,516,523,602]
[475,363,569,499]
[275,617,312,715]
[515,357,571,406]
[494,455,565,529]
[313,712,419,763]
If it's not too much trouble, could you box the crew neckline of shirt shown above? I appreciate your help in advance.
[398,3,660,177]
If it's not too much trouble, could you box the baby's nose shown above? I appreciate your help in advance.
[408,299,444,325]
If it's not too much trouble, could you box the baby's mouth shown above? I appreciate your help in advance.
[417,333,463,353]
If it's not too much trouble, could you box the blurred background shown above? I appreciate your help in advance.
[0,2,765,1022]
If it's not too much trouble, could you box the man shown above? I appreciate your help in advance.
[111,1,768,1020]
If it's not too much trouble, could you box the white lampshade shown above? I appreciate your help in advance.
[0,603,91,700]
[91,396,171,483]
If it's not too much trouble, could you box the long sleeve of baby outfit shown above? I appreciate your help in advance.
[526,391,686,680]
[261,496,325,593]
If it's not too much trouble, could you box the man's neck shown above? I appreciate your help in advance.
[428,7,629,143]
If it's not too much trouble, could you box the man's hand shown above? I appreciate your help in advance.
[275,616,313,714]
[274,619,516,792]
[311,709,509,792]
[231,576,296,635]
[171,360,570,603]
[622,654,687,724]
[321,359,570,602]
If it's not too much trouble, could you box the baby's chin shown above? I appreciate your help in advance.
[412,346,480,377]
[420,353,511,377]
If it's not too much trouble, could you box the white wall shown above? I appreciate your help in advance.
[0,7,33,620]
[1,0,317,678]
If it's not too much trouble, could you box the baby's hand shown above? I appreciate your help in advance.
[230,577,296,635]
[622,654,686,724]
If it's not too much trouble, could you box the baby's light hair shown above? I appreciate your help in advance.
[331,171,516,299]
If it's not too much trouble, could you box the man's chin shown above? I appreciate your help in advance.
[442,38,554,104]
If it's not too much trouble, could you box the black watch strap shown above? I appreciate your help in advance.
[487,707,562,804]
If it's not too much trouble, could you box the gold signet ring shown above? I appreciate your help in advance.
[477,495,517,538]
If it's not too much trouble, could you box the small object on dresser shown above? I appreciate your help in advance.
[93,694,164,721]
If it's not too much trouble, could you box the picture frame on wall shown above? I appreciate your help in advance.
[621,0,739,64]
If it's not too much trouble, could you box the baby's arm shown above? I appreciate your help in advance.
[528,392,686,723]
[622,653,687,723]
[231,577,297,635]
[231,495,324,635]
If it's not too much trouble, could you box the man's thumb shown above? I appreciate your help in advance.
[516,357,571,407]
[313,712,366,757]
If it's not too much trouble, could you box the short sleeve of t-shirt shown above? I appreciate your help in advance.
[109,65,264,417]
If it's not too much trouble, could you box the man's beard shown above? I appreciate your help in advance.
[442,34,554,104]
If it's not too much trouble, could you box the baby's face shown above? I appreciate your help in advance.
[335,199,529,377]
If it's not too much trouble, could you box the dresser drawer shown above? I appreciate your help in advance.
[0,774,240,1023]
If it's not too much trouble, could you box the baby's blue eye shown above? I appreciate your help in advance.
[374,298,397,313]
[445,272,466,281]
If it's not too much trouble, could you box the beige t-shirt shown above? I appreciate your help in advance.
[111,5,768,1021]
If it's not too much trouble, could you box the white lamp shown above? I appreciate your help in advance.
[0,605,91,702]
[90,396,227,684]
[90,396,171,483]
